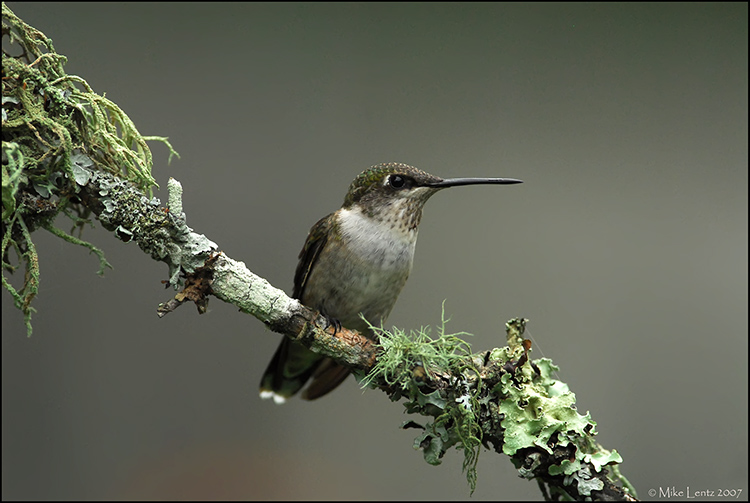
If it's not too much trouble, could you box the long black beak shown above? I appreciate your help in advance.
[426,177,523,188]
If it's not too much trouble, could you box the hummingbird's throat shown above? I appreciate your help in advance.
[355,185,437,233]
[336,205,420,263]
[366,197,428,233]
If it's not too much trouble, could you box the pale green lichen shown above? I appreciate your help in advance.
[494,324,636,499]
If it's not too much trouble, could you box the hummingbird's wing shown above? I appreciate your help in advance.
[294,213,359,398]
[293,213,332,299]
[260,214,348,402]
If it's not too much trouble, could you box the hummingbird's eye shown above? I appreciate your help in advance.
[388,175,408,189]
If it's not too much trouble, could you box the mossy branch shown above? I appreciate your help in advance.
[2,2,179,334]
[1,4,637,500]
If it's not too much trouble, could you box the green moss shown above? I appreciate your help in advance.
[360,302,484,492]
[2,3,179,334]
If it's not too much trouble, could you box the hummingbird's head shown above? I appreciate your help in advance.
[343,163,440,208]
[342,163,446,231]
[341,162,522,231]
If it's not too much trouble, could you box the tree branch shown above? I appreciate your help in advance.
[70,161,636,500]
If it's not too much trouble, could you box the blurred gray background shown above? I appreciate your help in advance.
[2,2,747,500]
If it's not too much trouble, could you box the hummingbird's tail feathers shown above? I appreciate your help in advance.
[260,337,354,402]
[259,338,351,401]
[301,359,351,400]
[259,390,287,404]
[259,338,320,403]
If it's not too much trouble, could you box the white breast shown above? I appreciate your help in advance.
[337,207,417,270]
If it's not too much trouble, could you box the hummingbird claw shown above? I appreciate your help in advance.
[315,310,342,335]
[327,314,343,335]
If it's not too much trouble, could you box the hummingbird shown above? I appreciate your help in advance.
[259,162,522,403]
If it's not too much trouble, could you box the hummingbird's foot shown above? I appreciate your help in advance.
[315,310,342,335]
